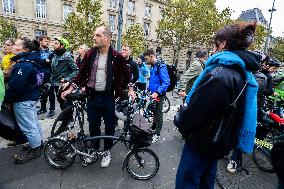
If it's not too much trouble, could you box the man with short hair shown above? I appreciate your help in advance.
[37,36,55,117]
[121,44,139,83]
[178,50,208,97]
[61,26,135,168]
[144,49,170,143]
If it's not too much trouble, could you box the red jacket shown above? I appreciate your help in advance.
[71,46,132,98]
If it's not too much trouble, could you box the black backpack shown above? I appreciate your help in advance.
[174,79,249,159]
[157,63,177,92]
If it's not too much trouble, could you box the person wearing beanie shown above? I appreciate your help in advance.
[50,37,78,110]
[178,49,208,97]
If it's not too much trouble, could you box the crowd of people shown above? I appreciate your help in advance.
[0,25,170,167]
[0,22,284,188]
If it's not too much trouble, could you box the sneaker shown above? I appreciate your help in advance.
[14,147,42,164]
[47,110,55,117]
[226,160,237,174]
[152,134,160,143]
[101,151,111,168]
[37,109,47,115]
[23,142,44,151]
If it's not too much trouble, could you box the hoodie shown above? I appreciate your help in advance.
[4,52,41,103]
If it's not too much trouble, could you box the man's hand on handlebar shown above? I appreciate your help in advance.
[61,86,74,101]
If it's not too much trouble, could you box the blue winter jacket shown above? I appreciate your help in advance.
[5,52,41,103]
[137,62,149,84]
[148,62,170,94]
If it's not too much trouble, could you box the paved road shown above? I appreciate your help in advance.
[0,94,278,189]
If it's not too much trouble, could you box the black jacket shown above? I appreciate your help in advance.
[127,58,139,83]
[179,65,246,147]
[261,70,274,96]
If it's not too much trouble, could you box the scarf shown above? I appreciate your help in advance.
[186,51,258,154]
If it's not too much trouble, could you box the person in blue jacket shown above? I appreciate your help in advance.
[143,49,170,143]
[4,37,43,164]
[136,55,149,91]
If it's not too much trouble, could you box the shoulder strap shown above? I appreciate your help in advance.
[231,79,249,107]
[199,61,205,70]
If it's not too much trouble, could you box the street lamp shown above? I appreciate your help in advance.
[117,0,124,51]
[264,0,276,54]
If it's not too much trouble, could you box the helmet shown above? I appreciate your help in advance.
[54,37,70,49]
[115,102,128,121]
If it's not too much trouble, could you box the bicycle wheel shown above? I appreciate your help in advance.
[162,96,170,114]
[252,146,274,173]
[44,137,75,169]
[125,148,159,180]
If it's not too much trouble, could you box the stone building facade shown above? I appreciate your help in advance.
[0,0,190,69]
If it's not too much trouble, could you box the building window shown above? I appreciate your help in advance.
[2,0,15,14]
[144,5,151,17]
[35,0,46,19]
[63,5,73,21]
[143,22,150,37]
[126,18,134,28]
[109,0,116,9]
[35,30,47,41]
[160,9,164,19]
[109,15,116,32]
[128,0,135,13]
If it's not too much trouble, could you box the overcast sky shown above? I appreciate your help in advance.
[215,0,284,37]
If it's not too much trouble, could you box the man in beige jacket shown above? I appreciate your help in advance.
[178,50,208,97]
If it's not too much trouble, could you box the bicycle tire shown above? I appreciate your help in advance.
[44,138,75,169]
[162,96,170,114]
[125,148,159,180]
[252,146,274,173]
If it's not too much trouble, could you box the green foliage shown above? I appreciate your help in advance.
[249,24,267,51]
[122,24,147,58]
[63,0,103,50]
[270,37,284,63]
[156,0,232,65]
[0,16,18,45]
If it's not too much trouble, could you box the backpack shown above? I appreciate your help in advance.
[157,63,177,92]
[174,79,249,159]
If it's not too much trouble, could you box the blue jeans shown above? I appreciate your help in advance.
[13,101,43,148]
[176,144,217,189]
[86,95,115,151]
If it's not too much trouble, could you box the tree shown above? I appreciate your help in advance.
[248,24,267,51]
[63,0,102,49]
[122,24,147,58]
[269,37,284,63]
[0,16,18,44]
[156,0,232,66]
